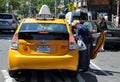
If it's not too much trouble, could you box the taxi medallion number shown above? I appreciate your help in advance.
[37,46,50,53]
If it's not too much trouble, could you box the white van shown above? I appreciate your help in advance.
[65,8,92,24]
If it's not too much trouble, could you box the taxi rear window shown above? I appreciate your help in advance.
[18,32,69,40]
[20,23,68,33]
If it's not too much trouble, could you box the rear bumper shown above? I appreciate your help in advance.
[8,49,79,71]
[0,26,16,30]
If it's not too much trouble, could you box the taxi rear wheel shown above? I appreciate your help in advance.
[9,70,20,78]
[8,70,25,78]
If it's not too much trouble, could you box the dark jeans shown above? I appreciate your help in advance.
[78,44,90,70]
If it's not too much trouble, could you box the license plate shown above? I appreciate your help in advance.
[37,46,50,52]
[0,21,8,25]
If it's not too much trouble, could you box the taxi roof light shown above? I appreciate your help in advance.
[36,5,54,20]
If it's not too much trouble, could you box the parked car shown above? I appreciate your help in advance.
[0,13,19,32]
[105,21,120,47]
[83,20,98,33]
[84,20,120,48]
[80,20,106,51]
[8,5,106,81]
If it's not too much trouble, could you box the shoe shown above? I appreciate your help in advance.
[81,69,89,72]
[99,49,105,52]
[78,69,83,72]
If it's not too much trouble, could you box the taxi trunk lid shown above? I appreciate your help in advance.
[18,31,69,56]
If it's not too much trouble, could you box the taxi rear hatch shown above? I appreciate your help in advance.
[17,31,69,56]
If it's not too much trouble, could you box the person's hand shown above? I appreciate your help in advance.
[104,30,107,33]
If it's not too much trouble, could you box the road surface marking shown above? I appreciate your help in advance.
[90,61,109,76]
[1,70,13,82]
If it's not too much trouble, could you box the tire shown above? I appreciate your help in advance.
[8,70,22,78]
[8,70,19,78]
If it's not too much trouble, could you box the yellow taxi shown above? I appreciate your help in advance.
[8,5,106,79]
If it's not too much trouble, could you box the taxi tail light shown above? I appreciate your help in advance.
[11,33,18,50]
[69,34,76,50]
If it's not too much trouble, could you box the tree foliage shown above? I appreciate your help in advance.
[0,0,118,16]
[0,0,6,12]
[0,0,55,15]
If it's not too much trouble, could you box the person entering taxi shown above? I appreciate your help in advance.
[71,20,93,72]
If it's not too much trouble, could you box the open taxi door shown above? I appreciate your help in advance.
[90,31,106,59]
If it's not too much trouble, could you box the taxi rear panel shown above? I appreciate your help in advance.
[18,32,69,56]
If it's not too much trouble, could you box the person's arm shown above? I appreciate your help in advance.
[75,24,82,40]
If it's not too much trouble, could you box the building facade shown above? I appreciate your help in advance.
[87,0,119,20]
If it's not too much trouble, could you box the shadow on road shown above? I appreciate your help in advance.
[90,68,120,76]
[79,68,120,82]
[79,71,98,82]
